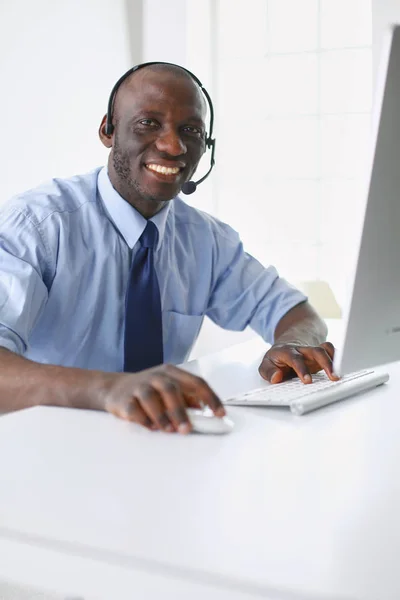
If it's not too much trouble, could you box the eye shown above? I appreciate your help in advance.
[182,125,204,137]
[138,118,159,128]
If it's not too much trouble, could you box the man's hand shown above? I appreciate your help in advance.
[102,364,225,434]
[259,341,339,384]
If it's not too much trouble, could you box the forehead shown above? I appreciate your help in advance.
[115,69,207,122]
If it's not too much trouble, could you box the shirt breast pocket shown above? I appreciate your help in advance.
[163,310,204,365]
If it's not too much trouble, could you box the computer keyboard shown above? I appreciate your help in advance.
[224,369,390,415]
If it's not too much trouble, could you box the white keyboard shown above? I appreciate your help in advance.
[224,369,390,415]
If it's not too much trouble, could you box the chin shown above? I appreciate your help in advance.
[145,184,181,203]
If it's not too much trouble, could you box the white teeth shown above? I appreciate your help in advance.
[146,164,180,175]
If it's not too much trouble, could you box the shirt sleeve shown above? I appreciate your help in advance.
[205,222,307,344]
[0,207,50,354]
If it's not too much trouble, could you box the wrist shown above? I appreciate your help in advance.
[274,318,327,347]
[38,365,118,412]
[272,338,304,347]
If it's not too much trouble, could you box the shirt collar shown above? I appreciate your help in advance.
[97,166,171,250]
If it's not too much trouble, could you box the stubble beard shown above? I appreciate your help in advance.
[112,133,159,204]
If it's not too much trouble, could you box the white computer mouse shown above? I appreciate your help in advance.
[186,408,234,435]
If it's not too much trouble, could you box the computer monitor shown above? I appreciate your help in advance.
[334,24,400,375]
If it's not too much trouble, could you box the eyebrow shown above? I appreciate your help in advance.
[129,110,205,125]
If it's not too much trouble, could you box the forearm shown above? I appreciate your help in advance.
[273,302,328,346]
[0,347,112,413]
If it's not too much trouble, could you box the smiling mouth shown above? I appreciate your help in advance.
[144,163,184,181]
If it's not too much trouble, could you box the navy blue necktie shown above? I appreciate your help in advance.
[124,221,163,372]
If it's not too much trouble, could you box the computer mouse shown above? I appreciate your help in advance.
[186,408,234,435]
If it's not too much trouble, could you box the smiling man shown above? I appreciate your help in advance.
[0,62,336,433]
[104,65,207,214]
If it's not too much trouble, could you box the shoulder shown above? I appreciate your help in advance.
[171,196,240,245]
[0,167,102,229]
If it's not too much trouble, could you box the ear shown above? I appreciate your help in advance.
[99,115,113,148]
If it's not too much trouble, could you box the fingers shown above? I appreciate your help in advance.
[259,351,313,384]
[150,375,192,434]
[297,346,337,381]
[313,343,339,380]
[289,353,314,383]
[109,396,155,430]
[320,341,335,361]
[273,349,314,384]
[132,385,176,432]
[107,365,224,434]
[111,384,189,434]
[163,365,226,417]
[259,342,338,385]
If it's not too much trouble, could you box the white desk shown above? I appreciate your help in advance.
[0,536,272,600]
[0,333,399,600]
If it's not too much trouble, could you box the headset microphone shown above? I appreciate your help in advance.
[181,180,197,195]
[105,61,216,196]
[181,138,216,195]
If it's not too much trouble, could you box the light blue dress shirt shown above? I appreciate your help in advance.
[0,167,306,371]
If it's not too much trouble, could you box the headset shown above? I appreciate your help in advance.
[105,61,216,195]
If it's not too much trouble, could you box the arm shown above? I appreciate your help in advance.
[273,301,327,346]
[0,204,224,432]
[258,301,337,384]
[0,347,225,432]
[204,221,307,339]
[0,346,110,413]
[200,220,334,383]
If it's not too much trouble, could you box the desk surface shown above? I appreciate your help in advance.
[0,334,399,600]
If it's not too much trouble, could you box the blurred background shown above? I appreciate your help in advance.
[0,0,397,356]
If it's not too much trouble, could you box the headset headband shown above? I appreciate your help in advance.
[104,61,216,195]
[105,61,214,148]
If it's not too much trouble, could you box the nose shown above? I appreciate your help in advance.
[155,127,187,156]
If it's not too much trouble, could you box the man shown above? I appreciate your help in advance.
[0,63,337,433]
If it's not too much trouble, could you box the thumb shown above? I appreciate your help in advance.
[270,369,284,384]
[258,356,285,383]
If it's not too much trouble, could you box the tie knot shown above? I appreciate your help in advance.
[140,221,159,249]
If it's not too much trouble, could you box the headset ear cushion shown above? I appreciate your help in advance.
[206,136,212,148]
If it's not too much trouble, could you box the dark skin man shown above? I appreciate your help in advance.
[0,65,337,433]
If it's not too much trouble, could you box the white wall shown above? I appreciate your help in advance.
[0,0,134,203]
[142,0,187,65]
[372,0,400,85]
[142,0,213,85]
